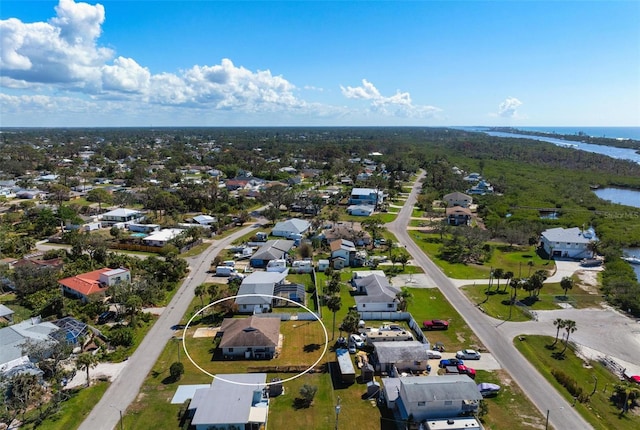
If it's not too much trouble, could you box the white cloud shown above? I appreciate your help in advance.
[102,57,151,93]
[497,97,523,118]
[341,79,440,118]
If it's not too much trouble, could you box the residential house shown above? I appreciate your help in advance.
[217,316,280,359]
[467,180,494,195]
[540,226,597,259]
[189,373,269,430]
[462,172,482,182]
[372,341,430,374]
[349,187,384,207]
[383,375,482,422]
[142,228,183,247]
[192,214,216,226]
[249,240,294,268]
[0,304,14,324]
[347,204,375,216]
[446,207,472,226]
[322,222,372,247]
[271,218,310,239]
[330,239,366,269]
[100,208,144,227]
[59,267,130,302]
[443,192,473,209]
[236,271,288,313]
[352,272,400,312]
[0,317,61,370]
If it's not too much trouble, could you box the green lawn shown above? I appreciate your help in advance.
[178,240,212,258]
[514,335,640,430]
[0,292,33,323]
[410,232,552,279]
[18,382,109,430]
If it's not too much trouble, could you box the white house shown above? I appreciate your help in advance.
[271,218,310,239]
[142,228,183,247]
[235,271,288,313]
[349,188,384,207]
[540,226,597,259]
[192,214,216,226]
[189,373,269,430]
[100,208,145,226]
[384,375,482,421]
[352,273,400,312]
[443,192,473,208]
[347,204,375,216]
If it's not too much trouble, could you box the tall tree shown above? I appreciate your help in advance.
[492,268,504,292]
[396,287,413,312]
[326,295,342,340]
[76,353,99,387]
[561,320,577,355]
[560,276,574,298]
[551,318,566,347]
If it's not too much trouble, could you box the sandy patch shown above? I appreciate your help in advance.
[575,269,602,295]
[193,327,220,338]
[65,361,129,389]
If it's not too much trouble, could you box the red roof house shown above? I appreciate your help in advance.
[59,267,130,302]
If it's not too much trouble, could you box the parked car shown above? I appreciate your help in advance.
[457,364,476,379]
[456,349,481,360]
[98,311,116,324]
[427,350,442,359]
[477,382,501,397]
[629,375,640,385]
[348,342,357,354]
[423,319,449,330]
[439,358,464,368]
[349,334,365,348]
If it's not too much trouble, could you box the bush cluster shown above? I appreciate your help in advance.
[551,369,588,403]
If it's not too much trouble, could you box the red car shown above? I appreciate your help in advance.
[629,375,640,384]
[423,319,449,330]
[457,364,476,379]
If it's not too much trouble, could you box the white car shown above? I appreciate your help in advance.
[427,350,442,359]
[349,334,365,348]
[456,349,481,360]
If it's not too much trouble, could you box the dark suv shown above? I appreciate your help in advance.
[98,311,116,324]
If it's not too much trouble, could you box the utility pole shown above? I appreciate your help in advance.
[334,396,341,430]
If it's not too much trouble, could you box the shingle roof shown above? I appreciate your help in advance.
[353,274,400,304]
[374,341,429,363]
[219,316,280,349]
[251,240,294,261]
[400,375,483,402]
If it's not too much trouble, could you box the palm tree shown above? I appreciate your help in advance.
[509,277,522,303]
[551,318,566,347]
[587,240,600,258]
[326,295,342,340]
[194,284,206,307]
[207,283,219,301]
[76,352,98,387]
[560,276,574,298]
[493,268,504,292]
[503,271,514,293]
[561,320,577,355]
[396,287,414,312]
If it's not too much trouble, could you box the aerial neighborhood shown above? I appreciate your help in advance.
[0,127,639,430]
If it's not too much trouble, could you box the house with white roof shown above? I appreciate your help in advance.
[540,226,597,259]
[349,187,384,207]
[189,373,269,430]
[192,214,216,226]
[443,192,473,209]
[142,228,183,247]
[235,271,288,313]
[271,218,310,239]
[0,317,61,370]
[100,208,144,226]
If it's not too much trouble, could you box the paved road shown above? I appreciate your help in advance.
[78,222,262,430]
[387,170,593,430]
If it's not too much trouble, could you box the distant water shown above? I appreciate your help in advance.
[465,128,640,164]
[517,127,640,141]
[623,248,640,281]
[593,188,640,209]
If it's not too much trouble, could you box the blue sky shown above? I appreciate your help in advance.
[1,0,639,127]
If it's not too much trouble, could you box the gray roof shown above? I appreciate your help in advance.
[0,318,60,365]
[191,373,267,426]
[401,375,483,403]
[251,240,294,261]
[0,304,14,318]
[102,208,142,217]
[353,274,400,304]
[541,227,594,244]
[236,284,275,305]
[272,218,310,234]
[374,341,429,364]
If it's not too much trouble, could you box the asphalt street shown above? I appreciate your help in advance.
[77,222,262,430]
[387,170,594,430]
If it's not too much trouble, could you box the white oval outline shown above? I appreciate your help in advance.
[181,293,329,386]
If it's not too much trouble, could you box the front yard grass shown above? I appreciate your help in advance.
[514,335,640,430]
[410,232,552,279]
